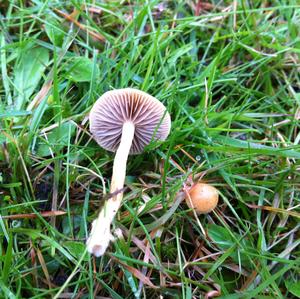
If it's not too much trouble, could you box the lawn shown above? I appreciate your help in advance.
[0,1,300,298]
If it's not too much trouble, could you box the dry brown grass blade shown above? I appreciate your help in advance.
[175,144,198,163]
[239,268,258,291]
[36,247,51,289]
[246,203,300,218]
[2,210,66,220]
[112,270,123,292]
[138,238,151,293]
[110,255,158,289]
[27,80,53,111]
[122,229,157,264]
[54,9,105,42]
[88,7,103,15]
[29,240,38,287]
[169,156,186,173]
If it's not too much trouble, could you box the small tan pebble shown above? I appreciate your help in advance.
[185,183,219,214]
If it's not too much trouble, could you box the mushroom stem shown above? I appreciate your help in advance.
[86,121,135,257]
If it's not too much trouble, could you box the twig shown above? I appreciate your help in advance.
[2,211,66,220]
[54,9,105,42]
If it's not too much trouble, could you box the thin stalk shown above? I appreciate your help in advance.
[86,122,135,256]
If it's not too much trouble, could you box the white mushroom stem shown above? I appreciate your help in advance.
[86,121,135,257]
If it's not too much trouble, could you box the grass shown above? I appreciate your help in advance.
[0,0,300,298]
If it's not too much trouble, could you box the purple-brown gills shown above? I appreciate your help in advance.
[185,183,219,214]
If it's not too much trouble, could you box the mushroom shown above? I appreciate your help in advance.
[185,183,219,214]
[87,88,171,256]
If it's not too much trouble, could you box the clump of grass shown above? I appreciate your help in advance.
[0,1,299,298]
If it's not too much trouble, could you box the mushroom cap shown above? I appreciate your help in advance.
[89,88,171,154]
[185,183,219,214]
